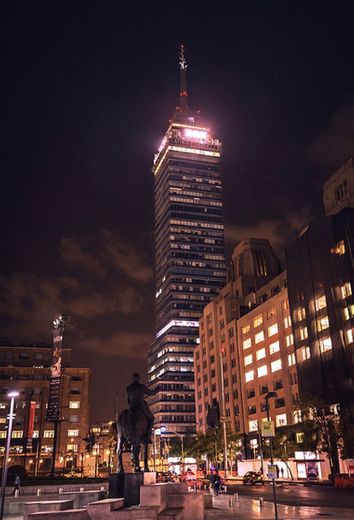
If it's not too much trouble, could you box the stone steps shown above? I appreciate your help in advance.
[158,507,183,520]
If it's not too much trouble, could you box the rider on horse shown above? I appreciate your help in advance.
[126,373,157,443]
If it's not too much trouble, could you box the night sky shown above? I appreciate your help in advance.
[1,2,354,422]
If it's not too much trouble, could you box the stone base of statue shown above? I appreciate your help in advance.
[108,471,156,506]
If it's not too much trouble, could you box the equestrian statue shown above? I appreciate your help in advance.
[116,373,158,472]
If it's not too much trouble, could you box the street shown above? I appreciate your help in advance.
[227,482,354,509]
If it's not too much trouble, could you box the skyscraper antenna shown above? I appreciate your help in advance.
[179,44,188,110]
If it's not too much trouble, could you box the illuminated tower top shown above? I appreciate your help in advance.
[148,46,226,437]
[153,45,221,177]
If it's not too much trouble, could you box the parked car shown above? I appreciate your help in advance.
[242,471,264,485]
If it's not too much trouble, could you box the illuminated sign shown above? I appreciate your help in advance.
[261,420,275,437]
[46,326,64,422]
[184,128,208,140]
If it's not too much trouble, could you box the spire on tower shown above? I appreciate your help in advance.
[179,43,188,110]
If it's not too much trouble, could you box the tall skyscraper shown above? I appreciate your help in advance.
[147,46,226,436]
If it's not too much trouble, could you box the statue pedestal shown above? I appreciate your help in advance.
[109,472,156,506]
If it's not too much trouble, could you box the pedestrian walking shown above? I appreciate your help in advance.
[12,474,21,495]
[214,473,221,496]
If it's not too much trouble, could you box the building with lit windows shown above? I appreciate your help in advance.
[194,239,300,454]
[147,47,226,436]
[286,214,354,409]
[286,161,354,471]
[195,270,299,443]
[0,343,90,474]
[238,272,299,438]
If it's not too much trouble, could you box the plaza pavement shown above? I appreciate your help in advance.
[206,492,354,519]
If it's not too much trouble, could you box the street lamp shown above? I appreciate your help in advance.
[265,391,278,520]
[0,391,20,520]
[160,426,184,463]
[173,432,184,462]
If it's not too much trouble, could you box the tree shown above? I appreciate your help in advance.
[338,405,354,460]
[262,424,317,480]
[185,429,222,463]
[166,436,194,457]
[185,427,242,471]
[300,400,342,475]
[84,431,97,454]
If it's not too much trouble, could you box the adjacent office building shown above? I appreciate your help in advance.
[195,241,299,444]
[147,47,226,435]
[0,343,90,474]
[287,159,354,411]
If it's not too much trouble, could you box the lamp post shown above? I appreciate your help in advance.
[160,426,184,467]
[265,391,278,520]
[173,431,184,462]
[152,428,157,472]
[0,391,20,520]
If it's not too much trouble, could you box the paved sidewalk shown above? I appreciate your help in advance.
[206,493,354,519]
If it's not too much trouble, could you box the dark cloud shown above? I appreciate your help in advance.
[77,331,152,359]
[0,230,152,341]
[225,209,312,256]
[309,103,354,171]
[101,230,153,283]
[60,231,153,283]
[61,238,105,278]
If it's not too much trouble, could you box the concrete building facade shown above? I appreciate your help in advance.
[239,273,299,436]
[195,272,299,440]
[0,343,90,475]
[323,157,354,216]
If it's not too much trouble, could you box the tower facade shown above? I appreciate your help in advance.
[147,47,226,436]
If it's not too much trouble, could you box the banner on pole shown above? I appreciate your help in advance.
[26,400,36,450]
[46,325,64,422]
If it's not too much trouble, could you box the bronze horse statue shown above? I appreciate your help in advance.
[116,408,150,473]
[116,373,157,473]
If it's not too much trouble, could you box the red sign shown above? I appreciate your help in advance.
[27,400,36,450]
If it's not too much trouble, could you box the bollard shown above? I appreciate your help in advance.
[14,489,19,498]
[37,489,41,496]
[80,487,84,492]
[224,485,227,493]
[100,486,105,491]
[59,488,63,494]
[233,493,239,502]
[259,497,264,507]
[228,497,233,508]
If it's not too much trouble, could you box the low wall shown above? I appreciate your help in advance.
[6,481,108,496]
[5,486,108,515]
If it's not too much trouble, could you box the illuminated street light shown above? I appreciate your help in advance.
[0,390,20,520]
